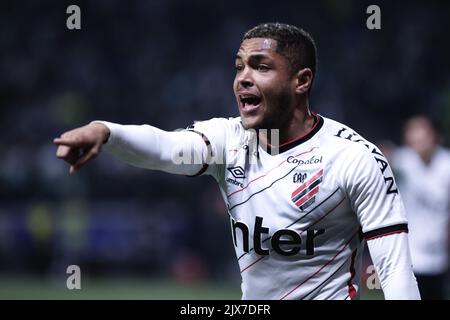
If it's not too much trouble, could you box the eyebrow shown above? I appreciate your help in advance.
[235,53,270,60]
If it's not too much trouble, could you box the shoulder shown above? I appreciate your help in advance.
[188,117,244,134]
[391,147,414,165]
[436,147,450,161]
[318,115,378,156]
[317,116,393,186]
[435,147,450,178]
[187,116,250,150]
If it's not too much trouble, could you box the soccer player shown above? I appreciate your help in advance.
[54,23,420,299]
[391,115,450,299]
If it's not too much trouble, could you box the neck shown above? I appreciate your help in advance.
[258,106,315,148]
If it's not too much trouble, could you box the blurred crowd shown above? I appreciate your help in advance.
[0,0,449,293]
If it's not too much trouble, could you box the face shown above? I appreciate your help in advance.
[404,117,437,159]
[233,38,297,130]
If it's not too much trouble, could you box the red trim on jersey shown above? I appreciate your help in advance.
[347,249,358,300]
[227,146,318,198]
[280,229,359,300]
[291,169,324,198]
[365,230,408,241]
[298,197,346,237]
[239,196,346,274]
[240,256,266,273]
[268,112,320,148]
[362,223,408,240]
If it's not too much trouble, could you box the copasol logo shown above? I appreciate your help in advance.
[287,155,323,165]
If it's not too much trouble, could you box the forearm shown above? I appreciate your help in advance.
[367,232,421,300]
[93,121,208,176]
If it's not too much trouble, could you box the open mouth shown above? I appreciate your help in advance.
[239,95,262,112]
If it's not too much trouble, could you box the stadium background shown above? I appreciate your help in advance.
[0,0,449,299]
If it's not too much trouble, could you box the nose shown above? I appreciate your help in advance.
[236,67,253,89]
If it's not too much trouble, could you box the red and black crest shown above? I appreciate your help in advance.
[291,169,323,211]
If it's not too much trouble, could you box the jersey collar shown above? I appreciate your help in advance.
[262,113,324,155]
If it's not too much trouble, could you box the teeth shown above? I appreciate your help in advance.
[240,95,260,106]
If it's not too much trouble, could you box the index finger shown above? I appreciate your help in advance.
[53,137,78,146]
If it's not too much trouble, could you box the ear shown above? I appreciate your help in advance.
[294,68,313,95]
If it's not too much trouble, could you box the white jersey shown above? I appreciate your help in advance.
[188,113,409,300]
[392,147,450,275]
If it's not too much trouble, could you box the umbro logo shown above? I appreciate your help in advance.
[227,166,246,179]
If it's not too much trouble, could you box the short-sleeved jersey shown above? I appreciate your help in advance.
[188,113,408,300]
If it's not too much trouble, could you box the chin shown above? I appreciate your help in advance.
[240,116,262,130]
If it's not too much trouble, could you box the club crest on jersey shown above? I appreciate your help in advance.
[291,169,323,211]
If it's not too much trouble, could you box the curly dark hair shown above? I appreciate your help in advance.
[243,22,318,79]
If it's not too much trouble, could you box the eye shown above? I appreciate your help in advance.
[257,64,270,72]
[235,64,244,72]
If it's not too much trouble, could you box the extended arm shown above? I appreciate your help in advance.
[54,121,210,176]
[96,121,210,176]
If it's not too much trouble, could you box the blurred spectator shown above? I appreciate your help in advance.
[391,115,450,300]
[25,202,55,274]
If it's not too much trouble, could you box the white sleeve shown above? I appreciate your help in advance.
[367,233,421,300]
[337,142,420,299]
[185,118,235,181]
[92,121,211,176]
[338,142,408,232]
